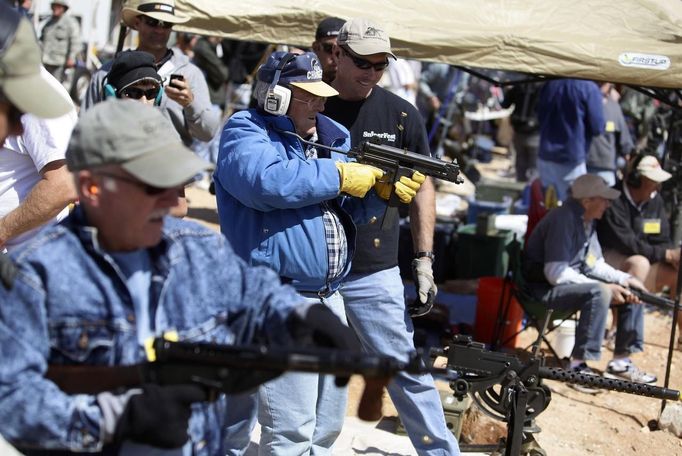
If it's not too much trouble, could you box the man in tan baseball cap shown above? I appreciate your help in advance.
[0,3,73,144]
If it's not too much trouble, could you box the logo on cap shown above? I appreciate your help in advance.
[364,27,382,38]
[307,59,323,80]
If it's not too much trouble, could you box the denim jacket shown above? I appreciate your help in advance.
[0,208,307,455]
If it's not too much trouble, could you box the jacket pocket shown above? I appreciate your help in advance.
[49,320,120,365]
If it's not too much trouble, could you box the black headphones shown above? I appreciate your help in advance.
[626,153,645,188]
[263,52,297,116]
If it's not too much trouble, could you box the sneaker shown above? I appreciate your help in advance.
[567,363,603,394]
[605,360,657,384]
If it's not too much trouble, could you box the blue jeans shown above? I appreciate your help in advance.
[537,158,586,202]
[223,292,348,456]
[341,266,461,456]
[530,282,644,360]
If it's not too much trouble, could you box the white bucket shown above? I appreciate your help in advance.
[552,319,576,360]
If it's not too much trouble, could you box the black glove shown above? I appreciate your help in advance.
[297,304,362,387]
[114,384,207,448]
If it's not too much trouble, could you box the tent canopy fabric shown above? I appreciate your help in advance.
[174,0,682,89]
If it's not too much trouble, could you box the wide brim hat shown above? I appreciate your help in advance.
[1,18,73,118]
[50,0,71,8]
[122,0,189,28]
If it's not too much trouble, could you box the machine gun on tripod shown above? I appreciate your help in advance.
[433,335,680,456]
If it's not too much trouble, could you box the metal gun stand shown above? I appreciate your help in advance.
[660,243,682,419]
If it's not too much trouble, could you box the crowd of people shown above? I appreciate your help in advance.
[0,0,679,454]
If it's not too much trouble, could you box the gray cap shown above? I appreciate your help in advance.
[0,8,73,118]
[337,18,396,59]
[570,174,620,200]
[67,99,213,187]
[51,0,71,8]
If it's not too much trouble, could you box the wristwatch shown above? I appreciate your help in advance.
[414,251,435,261]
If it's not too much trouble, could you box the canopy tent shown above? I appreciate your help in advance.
[174,0,681,89]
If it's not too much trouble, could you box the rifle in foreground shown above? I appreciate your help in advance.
[629,287,677,311]
[585,273,678,312]
[434,335,679,456]
[47,338,456,421]
[280,130,463,229]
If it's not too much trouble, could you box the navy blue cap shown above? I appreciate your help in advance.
[315,17,345,40]
[257,51,338,97]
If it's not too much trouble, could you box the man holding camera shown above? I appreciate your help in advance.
[83,0,219,148]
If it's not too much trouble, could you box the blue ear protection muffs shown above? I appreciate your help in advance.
[264,53,297,116]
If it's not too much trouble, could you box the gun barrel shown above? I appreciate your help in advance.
[630,288,677,311]
[355,142,461,183]
[540,366,680,401]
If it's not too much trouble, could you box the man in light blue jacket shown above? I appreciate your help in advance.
[215,51,424,455]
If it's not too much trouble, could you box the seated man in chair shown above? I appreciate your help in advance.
[522,174,655,392]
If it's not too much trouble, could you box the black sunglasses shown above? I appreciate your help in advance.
[96,172,168,196]
[341,46,389,71]
[141,16,173,29]
[320,42,334,54]
[121,86,161,100]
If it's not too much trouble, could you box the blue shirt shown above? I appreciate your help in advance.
[537,79,605,165]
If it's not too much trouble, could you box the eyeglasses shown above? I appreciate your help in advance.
[291,95,325,110]
[141,16,173,29]
[341,47,389,71]
[121,86,161,100]
[96,172,169,196]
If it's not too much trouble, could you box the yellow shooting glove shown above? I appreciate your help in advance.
[336,162,385,198]
[375,171,426,204]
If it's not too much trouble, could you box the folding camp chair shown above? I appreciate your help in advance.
[492,236,578,362]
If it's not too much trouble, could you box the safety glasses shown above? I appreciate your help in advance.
[141,16,173,29]
[121,87,161,101]
[341,46,389,71]
[291,95,326,110]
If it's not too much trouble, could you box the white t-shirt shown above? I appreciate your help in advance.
[0,108,77,251]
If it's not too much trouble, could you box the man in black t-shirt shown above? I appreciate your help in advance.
[323,18,460,455]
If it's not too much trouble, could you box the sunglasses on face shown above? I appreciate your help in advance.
[320,42,334,54]
[121,87,161,100]
[141,16,173,29]
[341,47,389,71]
[96,172,169,196]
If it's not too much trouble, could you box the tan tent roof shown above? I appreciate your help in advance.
[175,0,682,89]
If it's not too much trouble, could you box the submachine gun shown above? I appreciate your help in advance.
[279,130,463,230]
[434,335,680,456]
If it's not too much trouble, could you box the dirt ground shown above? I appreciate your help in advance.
[185,185,682,455]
